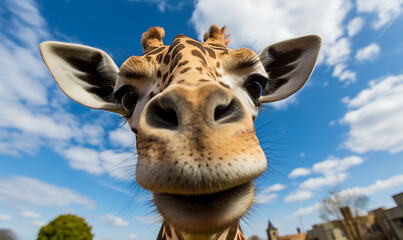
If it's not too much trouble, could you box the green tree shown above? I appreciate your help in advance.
[37,214,93,240]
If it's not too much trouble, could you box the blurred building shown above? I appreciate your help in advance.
[306,221,348,240]
[267,221,306,240]
[384,192,403,239]
[247,235,264,240]
[306,206,397,240]
[261,192,403,240]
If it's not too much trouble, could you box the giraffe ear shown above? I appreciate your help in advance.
[40,41,124,114]
[259,35,322,103]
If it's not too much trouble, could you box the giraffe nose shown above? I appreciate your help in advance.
[145,92,181,130]
[144,85,245,130]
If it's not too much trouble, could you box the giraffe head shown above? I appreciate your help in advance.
[40,24,321,235]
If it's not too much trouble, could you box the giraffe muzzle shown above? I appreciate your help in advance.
[153,182,254,234]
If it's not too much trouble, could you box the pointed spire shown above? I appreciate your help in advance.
[268,221,277,230]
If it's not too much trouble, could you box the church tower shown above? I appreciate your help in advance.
[267,221,278,240]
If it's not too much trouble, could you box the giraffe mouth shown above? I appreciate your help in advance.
[153,182,254,234]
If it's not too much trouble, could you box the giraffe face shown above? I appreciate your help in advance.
[116,32,266,233]
[39,24,321,235]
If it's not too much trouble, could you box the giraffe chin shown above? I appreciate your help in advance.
[153,182,254,234]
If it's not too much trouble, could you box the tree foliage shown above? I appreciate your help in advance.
[319,188,369,221]
[0,229,18,240]
[37,214,93,240]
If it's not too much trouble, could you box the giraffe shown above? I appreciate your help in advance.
[39,24,321,240]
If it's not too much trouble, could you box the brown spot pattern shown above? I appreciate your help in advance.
[162,72,168,82]
[167,39,182,54]
[186,40,206,54]
[145,46,165,56]
[163,53,170,65]
[191,50,207,65]
[156,53,163,63]
[171,44,185,60]
[166,75,173,87]
[165,224,172,238]
[180,67,191,74]
[169,52,183,73]
[219,81,230,89]
[176,60,189,69]
[206,47,216,59]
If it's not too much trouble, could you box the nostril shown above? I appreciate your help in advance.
[147,103,179,129]
[214,99,243,124]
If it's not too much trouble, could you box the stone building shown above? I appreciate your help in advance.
[306,206,397,240]
[267,221,306,240]
[263,192,403,240]
[384,192,403,239]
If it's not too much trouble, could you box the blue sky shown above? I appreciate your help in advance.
[1,0,403,239]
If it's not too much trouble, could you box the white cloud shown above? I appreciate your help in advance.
[287,202,321,219]
[64,147,104,175]
[339,174,403,197]
[108,125,136,148]
[328,120,336,126]
[325,38,351,66]
[355,43,381,62]
[191,0,351,50]
[0,175,95,208]
[63,147,136,180]
[129,234,138,240]
[19,207,41,219]
[332,63,357,86]
[285,156,363,202]
[356,0,403,29]
[255,193,278,204]
[0,0,107,156]
[190,0,356,84]
[347,17,365,36]
[299,173,349,191]
[288,168,311,178]
[312,156,364,175]
[286,174,403,219]
[255,183,284,204]
[262,183,286,193]
[0,214,11,221]
[32,220,46,227]
[100,214,130,227]
[284,190,314,203]
[270,94,299,110]
[341,74,403,153]
[100,150,136,180]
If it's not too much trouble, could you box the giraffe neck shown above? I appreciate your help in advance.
[156,221,246,240]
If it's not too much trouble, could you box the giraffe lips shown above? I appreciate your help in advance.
[153,182,254,234]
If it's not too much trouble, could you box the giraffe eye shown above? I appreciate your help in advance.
[121,92,138,117]
[244,75,265,102]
